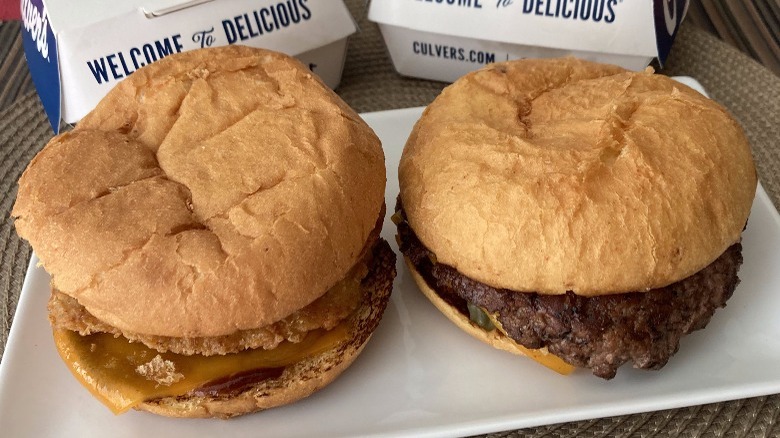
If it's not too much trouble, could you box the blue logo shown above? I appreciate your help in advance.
[21,0,49,60]
[21,0,61,133]
[654,0,689,65]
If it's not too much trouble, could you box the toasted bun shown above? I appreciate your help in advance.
[139,341,370,419]
[61,239,396,419]
[13,46,386,337]
[399,58,757,295]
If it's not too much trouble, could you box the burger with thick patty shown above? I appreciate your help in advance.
[13,46,396,417]
[395,58,756,379]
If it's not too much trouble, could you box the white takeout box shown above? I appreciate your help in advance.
[20,0,357,133]
[368,0,689,83]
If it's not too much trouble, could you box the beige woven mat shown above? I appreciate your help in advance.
[1,1,779,436]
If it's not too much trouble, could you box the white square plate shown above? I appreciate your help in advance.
[2,78,779,438]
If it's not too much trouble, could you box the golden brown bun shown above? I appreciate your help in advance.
[48,219,384,356]
[139,342,370,419]
[399,58,757,295]
[13,46,386,337]
[138,239,396,418]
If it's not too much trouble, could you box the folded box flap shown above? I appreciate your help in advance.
[368,0,662,58]
[45,0,356,126]
[20,0,61,132]
[139,0,216,18]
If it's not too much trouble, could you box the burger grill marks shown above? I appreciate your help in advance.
[395,203,743,379]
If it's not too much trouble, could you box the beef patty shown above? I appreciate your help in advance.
[395,205,742,379]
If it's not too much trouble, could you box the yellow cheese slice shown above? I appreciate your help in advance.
[53,323,349,414]
[485,312,574,375]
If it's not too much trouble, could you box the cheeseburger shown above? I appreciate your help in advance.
[395,58,756,379]
[12,46,396,417]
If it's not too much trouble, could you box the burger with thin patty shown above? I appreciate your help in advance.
[395,57,756,379]
[12,46,396,417]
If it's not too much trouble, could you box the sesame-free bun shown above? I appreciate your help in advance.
[138,341,366,419]
[13,46,386,337]
[399,58,756,296]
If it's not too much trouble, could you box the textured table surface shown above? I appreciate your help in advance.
[1,1,780,436]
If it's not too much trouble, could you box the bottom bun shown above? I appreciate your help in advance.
[138,342,370,419]
[404,257,574,375]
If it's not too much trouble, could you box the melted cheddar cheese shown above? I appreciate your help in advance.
[485,311,575,375]
[53,323,349,414]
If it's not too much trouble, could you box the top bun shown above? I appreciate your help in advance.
[13,46,386,337]
[399,58,756,296]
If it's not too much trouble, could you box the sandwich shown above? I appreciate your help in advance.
[12,45,396,417]
[395,57,756,379]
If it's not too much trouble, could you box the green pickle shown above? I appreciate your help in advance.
[467,302,496,331]
[390,211,404,225]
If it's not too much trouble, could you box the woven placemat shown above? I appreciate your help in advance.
[1,1,779,436]
[0,21,34,110]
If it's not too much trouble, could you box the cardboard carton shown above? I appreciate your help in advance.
[369,0,689,83]
[21,0,356,132]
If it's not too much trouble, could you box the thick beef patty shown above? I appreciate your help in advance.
[395,206,742,379]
